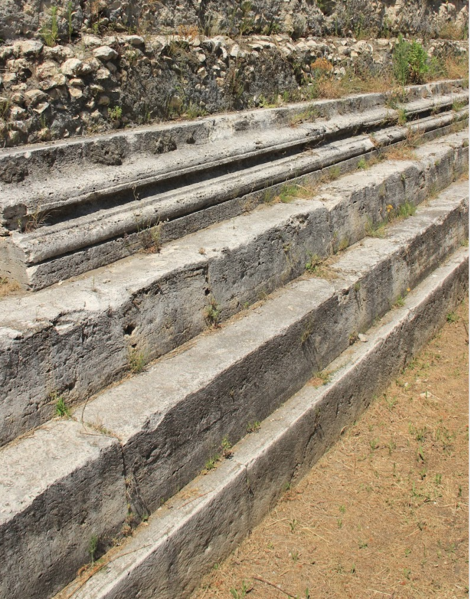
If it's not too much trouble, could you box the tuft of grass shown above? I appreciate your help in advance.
[247,421,261,433]
[89,535,99,564]
[185,103,208,119]
[311,370,331,386]
[397,200,417,218]
[397,108,407,125]
[290,105,319,126]
[365,217,387,238]
[0,276,20,298]
[394,294,406,308]
[357,157,368,170]
[52,392,71,418]
[230,581,249,599]
[129,348,147,374]
[205,296,221,327]
[41,5,59,47]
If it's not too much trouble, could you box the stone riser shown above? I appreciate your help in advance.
[7,106,468,292]
[0,80,461,194]
[0,132,467,446]
[58,247,469,599]
[79,184,469,515]
[0,83,466,290]
[0,183,467,599]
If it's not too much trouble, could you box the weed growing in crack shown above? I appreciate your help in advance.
[129,348,147,374]
[205,296,220,327]
[89,535,99,564]
[246,421,261,433]
[52,392,71,418]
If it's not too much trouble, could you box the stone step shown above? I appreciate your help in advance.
[56,246,468,599]
[74,181,469,515]
[0,131,467,446]
[0,82,467,289]
[0,79,462,198]
[1,182,467,599]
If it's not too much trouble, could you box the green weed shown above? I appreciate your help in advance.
[41,6,59,47]
[53,393,71,418]
[89,535,99,564]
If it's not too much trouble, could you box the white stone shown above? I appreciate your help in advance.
[93,46,119,61]
[61,58,85,77]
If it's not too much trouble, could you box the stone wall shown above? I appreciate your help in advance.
[0,33,467,147]
[0,1,468,43]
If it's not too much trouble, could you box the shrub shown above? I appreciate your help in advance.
[393,36,429,85]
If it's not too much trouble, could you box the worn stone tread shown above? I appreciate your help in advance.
[0,420,128,599]
[0,133,467,446]
[78,181,468,513]
[55,246,469,599]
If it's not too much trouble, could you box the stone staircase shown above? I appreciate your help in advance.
[0,80,468,599]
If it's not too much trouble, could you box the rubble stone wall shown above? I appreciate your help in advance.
[0,0,468,42]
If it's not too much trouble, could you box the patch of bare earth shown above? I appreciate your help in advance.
[192,298,469,599]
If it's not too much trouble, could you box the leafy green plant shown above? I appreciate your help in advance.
[305,253,322,273]
[108,106,123,121]
[393,36,429,85]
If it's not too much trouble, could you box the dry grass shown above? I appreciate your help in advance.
[193,299,469,599]
[0,276,21,298]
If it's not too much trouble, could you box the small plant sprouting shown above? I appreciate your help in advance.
[246,421,261,433]
[203,436,234,473]
[305,253,323,274]
[108,105,123,121]
[53,393,71,418]
[446,312,458,323]
[205,296,220,327]
[357,157,367,170]
[230,581,249,599]
[129,348,146,374]
[41,6,59,47]
[89,534,99,564]
[204,454,219,471]
[221,436,233,458]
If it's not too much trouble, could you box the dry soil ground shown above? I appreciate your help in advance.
[192,297,469,599]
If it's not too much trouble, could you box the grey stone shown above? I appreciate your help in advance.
[0,419,128,599]
[63,247,469,599]
[0,138,466,446]
[79,185,468,513]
